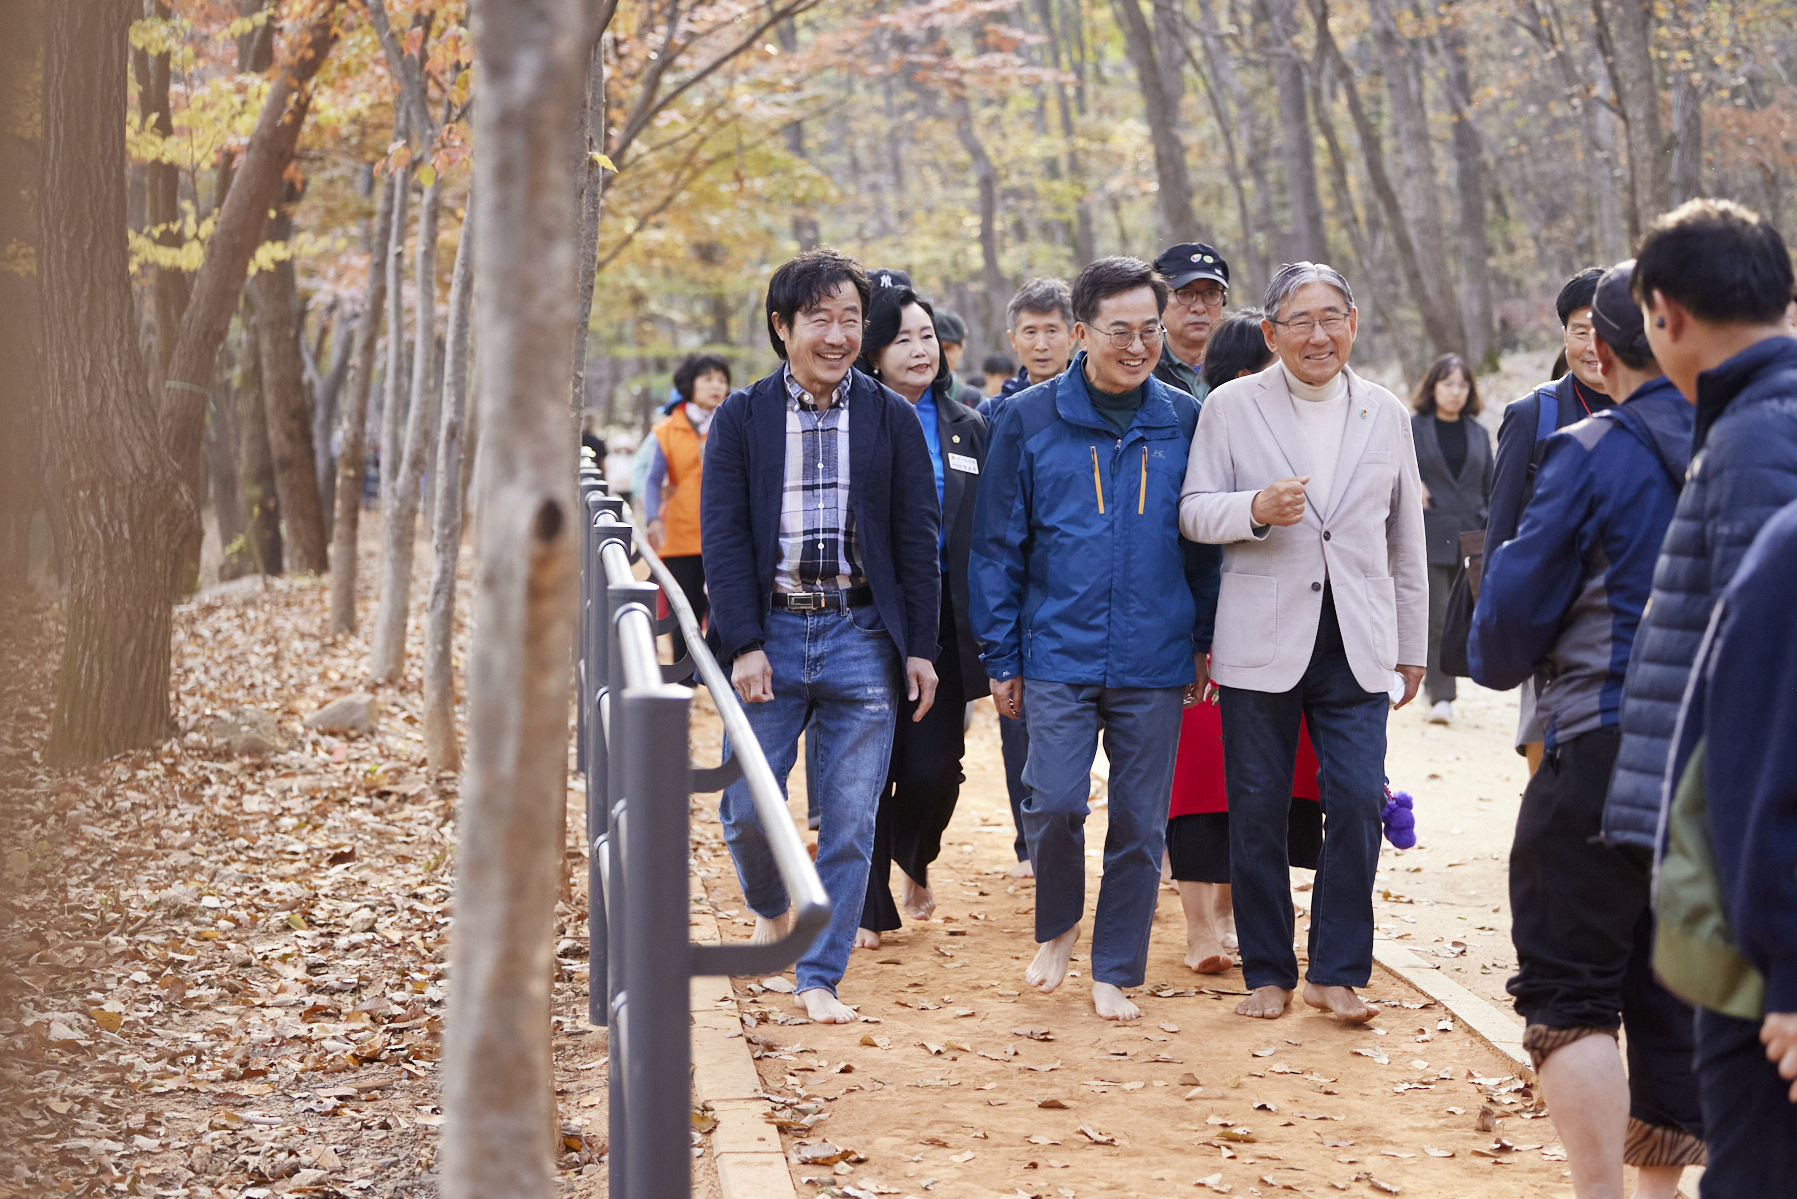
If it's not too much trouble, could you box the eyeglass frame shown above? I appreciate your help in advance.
[1267,311,1353,337]
[1082,322,1167,351]
[1170,282,1229,310]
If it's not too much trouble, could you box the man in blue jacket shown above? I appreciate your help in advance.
[1608,199,1797,1195]
[1487,267,1616,770]
[1471,261,1704,1198]
[701,249,942,1024]
[970,256,1218,1023]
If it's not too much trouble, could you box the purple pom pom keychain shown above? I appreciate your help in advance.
[1381,785,1416,849]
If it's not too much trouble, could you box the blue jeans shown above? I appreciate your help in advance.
[719,608,900,995]
[1021,681,1185,987]
[1221,590,1387,992]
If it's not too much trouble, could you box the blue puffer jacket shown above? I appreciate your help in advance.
[1469,379,1691,749]
[1605,336,1797,848]
[969,356,1220,688]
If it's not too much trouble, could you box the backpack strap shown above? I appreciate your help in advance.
[1526,385,1561,486]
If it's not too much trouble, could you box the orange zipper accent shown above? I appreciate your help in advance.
[1138,447,1147,515]
[1090,445,1105,513]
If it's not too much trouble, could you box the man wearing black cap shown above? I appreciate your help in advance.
[1469,261,1705,1198]
[1151,243,1230,402]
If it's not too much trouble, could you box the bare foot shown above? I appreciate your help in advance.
[1008,858,1035,880]
[749,912,791,946]
[1177,881,1234,974]
[899,870,935,921]
[1234,984,1293,1019]
[1093,982,1142,1021]
[1186,951,1234,974]
[1302,983,1381,1023]
[853,927,881,950]
[1025,926,1079,994]
[797,988,857,1024]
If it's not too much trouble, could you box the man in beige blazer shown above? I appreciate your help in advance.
[1178,262,1428,1023]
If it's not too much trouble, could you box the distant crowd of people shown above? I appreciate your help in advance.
[618,197,1795,1198]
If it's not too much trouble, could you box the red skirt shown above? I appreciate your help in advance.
[1167,701,1321,818]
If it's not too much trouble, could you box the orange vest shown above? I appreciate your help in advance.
[652,405,706,557]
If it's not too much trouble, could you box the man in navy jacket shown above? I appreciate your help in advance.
[701,249,942,1023]
[1609,199,1797,1195]
[970,257,1218,1023]
[1471,262,1704,1195]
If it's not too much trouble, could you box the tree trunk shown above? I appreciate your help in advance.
[39,0,190,763]
[1309,0,1466,357]
[160,0,343,593]
[570,38,606,417]
[1522,0,1628,260]
[0,0,46,586]
[132,0,190,380]
[1266,0,1327,261]
[377,168,414,540]
[1368,0,1465,356]
[1438,2,1492,365]
[330,169,397,634]
[248,199,330,574]
[951,94,1009,357]
[205,355,253,582]
[314,306,356,531]
[1110,0,1201,245]
[237,303,284,577]
[423,202,477,774]
[1593,0,1667,237]
[1668,5,1704,205]
[371,175,442,682]
[441,0,594,1193]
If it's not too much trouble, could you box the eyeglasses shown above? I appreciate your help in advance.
[1270,313,1351,336]
[1172,286,1227,310]
[1095,325,1165,350]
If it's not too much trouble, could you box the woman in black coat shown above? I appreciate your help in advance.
[852,274,989,946]
[1410,354,1493,724]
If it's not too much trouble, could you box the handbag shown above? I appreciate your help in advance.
[1437,530,1486,678]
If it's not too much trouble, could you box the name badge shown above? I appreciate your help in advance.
[948,453,979,475]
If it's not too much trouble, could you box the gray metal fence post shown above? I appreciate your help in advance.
[622,682,696,1199]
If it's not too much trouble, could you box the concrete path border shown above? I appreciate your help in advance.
[690,876,799,1199]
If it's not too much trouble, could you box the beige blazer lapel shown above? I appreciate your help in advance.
[1319,369,1379,525]
[1249,365,1312,482]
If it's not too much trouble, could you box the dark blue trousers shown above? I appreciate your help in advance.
[1221,592,1387,992]
[1695,1007,1797,1196]
[999,711,1031,861]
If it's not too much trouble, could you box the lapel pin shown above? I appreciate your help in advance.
[952,435,960,443]
[1359,408,1369,420]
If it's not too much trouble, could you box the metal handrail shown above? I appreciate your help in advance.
[633,539,833,977]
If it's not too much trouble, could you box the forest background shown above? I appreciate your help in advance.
[3,0,1797,747]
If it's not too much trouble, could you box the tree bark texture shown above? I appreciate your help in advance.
[161,0,342,592]
[570,38,606,416]
[951,93,1009,355]
[1439,3,1492,365]
[313,305,356,530]
[376,168,413,540]
[204,353,254,582]
[330,170,397,635]
[0,0,45,585]
[423,202,477,774]
[132,0,191,381]
[1368,0,1466,356]
[442,0,594,1192]
[39,0,190,763]
[1594,0,1668,236]
[370,176,442,682]
[248,199,330,574]
[1266,0,1328,262]
[1110,0,1201,246]
[1667,5,1704,206]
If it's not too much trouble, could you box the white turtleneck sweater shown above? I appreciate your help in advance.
[1283,364,1349,519]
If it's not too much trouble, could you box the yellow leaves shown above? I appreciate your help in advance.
[591,152,617,172]
[2,240,35,279]
[89,1009,124,1033]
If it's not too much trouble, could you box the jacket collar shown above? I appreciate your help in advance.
[1693,335,1797,453]
[1603,376,1693,491]
[1413,410,1484,486]
[1249,363,1377,525]
[1054,352,1184,437]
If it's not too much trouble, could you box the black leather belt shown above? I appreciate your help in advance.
[772,585,873,611]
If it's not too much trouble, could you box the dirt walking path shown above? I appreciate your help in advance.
[689,684,1594,1199]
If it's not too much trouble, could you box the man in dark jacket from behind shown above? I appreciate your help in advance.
[1606,199,1797,1197]
[701,249,942,1024]
[1470,261,1704,1197]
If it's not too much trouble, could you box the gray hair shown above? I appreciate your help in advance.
[1006,276,1074,331]
[1263,261,1354,318]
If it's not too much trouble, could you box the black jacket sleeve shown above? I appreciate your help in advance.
[698,391,764,662]
[1485,390,1539,550]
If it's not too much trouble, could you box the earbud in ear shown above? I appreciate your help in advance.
[1656,318,1665,328]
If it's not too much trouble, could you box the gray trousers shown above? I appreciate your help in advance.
[1020,681,1185,988]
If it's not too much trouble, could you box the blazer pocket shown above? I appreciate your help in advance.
[1364,574,1398,667]
[1212,572,1278,669]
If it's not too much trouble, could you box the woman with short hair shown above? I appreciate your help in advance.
[644,352,731,669]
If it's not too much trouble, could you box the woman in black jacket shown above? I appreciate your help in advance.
[852,274,989,946]
[1411,354,1493,724]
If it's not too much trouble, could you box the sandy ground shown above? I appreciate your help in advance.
[686,677,1619,1199]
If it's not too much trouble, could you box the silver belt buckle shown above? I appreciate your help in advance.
[788,592,820,612]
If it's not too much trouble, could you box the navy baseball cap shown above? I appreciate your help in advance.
[1154,243,1230,291]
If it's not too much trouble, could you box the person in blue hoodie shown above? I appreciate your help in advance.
[1471,261,1705,1198]
[970,256,1219,1023]
[1611,199,1797,1198]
